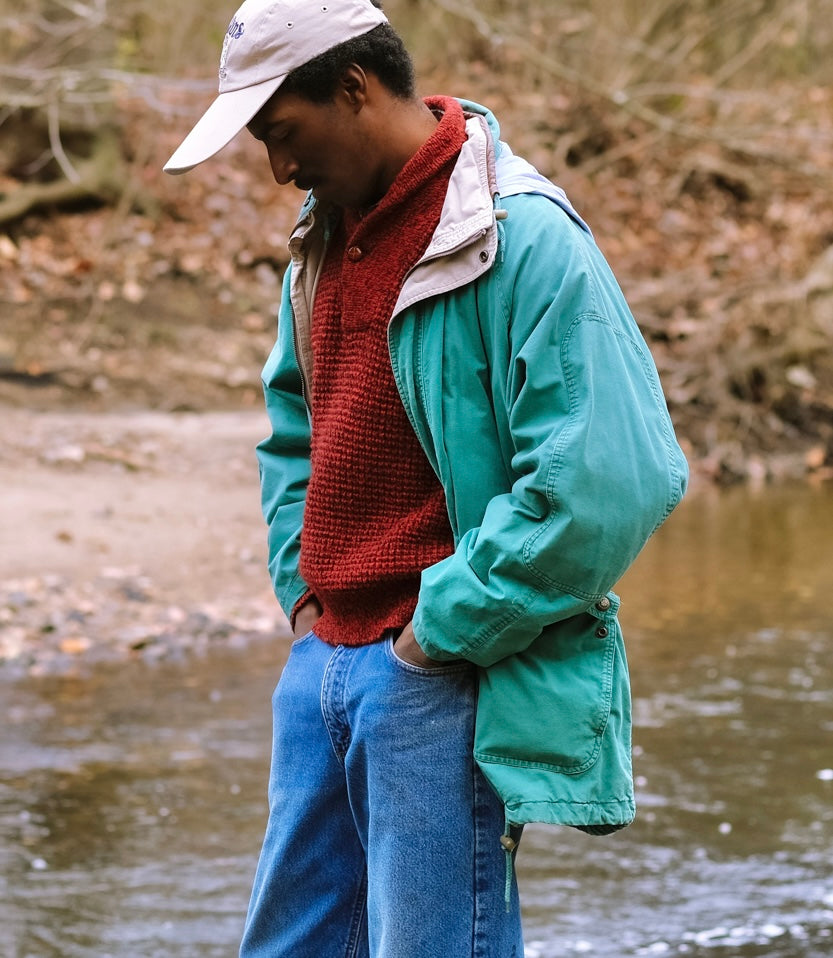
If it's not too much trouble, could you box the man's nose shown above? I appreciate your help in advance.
[267,145,299,186]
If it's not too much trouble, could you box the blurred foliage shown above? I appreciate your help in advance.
[398,0,832,174]
[2,0,830,189]
[2,0,831,116]
[415,0,833,87]
[1,0,831,250]
[1,1,833,480]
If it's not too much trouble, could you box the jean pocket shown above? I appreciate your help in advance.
[385,636,471,677]
[290,629,317,648]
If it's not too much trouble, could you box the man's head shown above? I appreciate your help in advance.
[245,21,427,210]
[163,0,400,175]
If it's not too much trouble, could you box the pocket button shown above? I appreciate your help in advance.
[595,625,609,638]
[596,596,611,611]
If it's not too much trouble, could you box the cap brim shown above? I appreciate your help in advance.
[163,75,285,175]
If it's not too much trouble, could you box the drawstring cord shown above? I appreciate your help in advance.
[494,203,508,263]
[499,817,523,912]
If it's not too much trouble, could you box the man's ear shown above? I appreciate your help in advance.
[337,64,369,111]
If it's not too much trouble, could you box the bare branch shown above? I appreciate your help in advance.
[710,2,798,87]
[47,100,81,184]
[0,130,123,225]
[428,0,832,182]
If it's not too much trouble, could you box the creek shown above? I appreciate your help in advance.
[2,484,832,957]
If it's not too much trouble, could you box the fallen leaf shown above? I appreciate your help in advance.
[59,636,92,655]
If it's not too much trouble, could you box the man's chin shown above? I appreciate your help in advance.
[305,182,355,208]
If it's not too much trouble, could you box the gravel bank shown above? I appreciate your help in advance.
[1,409,290,675]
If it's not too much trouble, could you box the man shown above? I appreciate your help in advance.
[164,1,688,955]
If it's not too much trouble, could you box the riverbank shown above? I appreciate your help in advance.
[0,409,290,675]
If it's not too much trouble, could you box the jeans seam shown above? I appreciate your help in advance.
[321,645,350,763]
[472,764,488,958]
[344,868,368,958]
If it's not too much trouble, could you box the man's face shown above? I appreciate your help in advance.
[248,86,376,210]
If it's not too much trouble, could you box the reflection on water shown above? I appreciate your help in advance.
[2,484,833,957]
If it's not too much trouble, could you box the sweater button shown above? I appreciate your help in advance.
[347,245,363,262]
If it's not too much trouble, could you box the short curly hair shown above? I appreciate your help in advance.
[282,16,416,103]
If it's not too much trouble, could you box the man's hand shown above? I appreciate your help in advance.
[293,597,323,638]
[392,621,446,669]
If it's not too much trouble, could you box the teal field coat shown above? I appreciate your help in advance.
[257,101,689,832]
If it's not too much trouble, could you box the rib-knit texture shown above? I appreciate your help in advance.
[298,97,466,646]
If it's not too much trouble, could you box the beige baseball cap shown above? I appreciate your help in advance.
[163,0,388,174]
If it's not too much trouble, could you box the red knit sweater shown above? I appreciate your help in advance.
[298,97,466,646]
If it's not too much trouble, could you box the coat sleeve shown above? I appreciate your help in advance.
[412,199,688,667]
[256,268,312,620]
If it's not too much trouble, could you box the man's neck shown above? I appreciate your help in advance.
[365,97,440,208]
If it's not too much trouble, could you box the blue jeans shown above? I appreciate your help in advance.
[239,632,523,958]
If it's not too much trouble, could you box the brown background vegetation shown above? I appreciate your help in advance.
[2,0,833,484]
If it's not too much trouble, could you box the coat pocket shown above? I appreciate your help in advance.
[472,603,635,829]
[474,608,619,774]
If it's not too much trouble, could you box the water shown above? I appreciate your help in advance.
[2,483,832,957]
[519,483,833,957]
